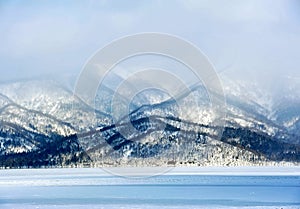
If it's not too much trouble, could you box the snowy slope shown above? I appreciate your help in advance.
[0,76,299,168]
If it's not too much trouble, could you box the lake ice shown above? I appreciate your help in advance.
[0,167,299,208]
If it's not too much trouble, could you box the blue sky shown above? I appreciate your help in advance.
[0,0,299,83]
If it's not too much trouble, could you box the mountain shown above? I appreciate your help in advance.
[0,76,299,168]
[271,77,300,137]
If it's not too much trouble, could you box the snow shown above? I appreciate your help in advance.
[284,116,300,128]
[0,167,299,208]
[1,167,300,184]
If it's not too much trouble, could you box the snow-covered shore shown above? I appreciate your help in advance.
[1,166,300,178]
[0,166,299,187]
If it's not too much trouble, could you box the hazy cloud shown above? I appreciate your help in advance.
[0,0,299,84]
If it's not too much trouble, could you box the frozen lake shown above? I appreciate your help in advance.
[0,167,299,208]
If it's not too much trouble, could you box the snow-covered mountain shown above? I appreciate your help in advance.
[271,77,300,137]
[221,74,300,143]
[0,75,299,168]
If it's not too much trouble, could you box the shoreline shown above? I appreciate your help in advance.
[1,166,300,177]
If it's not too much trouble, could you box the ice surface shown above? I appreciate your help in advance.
[0,167,299,208]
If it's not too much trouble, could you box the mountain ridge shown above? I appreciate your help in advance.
[0,76,299,168]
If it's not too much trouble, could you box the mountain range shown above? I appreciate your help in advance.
[0,75,299,168]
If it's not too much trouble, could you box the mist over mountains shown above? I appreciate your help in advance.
[0,74,299,168]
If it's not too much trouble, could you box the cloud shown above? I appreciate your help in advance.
[0,0,299,82]
[181,0,290,23]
